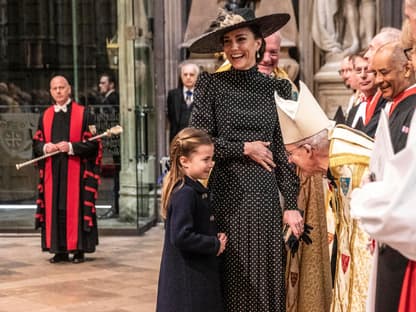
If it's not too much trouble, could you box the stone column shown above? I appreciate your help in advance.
[153,0,167,161]
[117,0,138,221]
[160,0,186,155]
[298,0,316,90]
[378,0,403,29]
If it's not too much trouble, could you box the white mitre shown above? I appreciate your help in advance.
[274,80,334,144]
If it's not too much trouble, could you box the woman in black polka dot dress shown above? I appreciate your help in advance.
[189,8,303,312]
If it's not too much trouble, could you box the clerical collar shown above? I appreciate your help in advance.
[54,98,71,113]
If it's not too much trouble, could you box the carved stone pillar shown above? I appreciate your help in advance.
[298,0,316,90]
[117,0,138,221]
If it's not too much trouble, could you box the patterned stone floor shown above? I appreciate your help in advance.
[0,224,164,312]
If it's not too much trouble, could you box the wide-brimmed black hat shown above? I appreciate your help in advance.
[189,8,290,54]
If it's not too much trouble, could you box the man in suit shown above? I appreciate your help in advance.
[97,72,120,219]
[98,72,119,110]
[167,62,200,143]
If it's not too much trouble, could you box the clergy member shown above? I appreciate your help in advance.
[33,75,102,264]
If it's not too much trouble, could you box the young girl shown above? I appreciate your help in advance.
[156,128,227,312]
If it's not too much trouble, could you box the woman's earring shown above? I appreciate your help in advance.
[256,50,260,59]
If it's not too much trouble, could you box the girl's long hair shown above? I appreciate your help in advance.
[160,127,212,219]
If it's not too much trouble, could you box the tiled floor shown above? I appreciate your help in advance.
[0,225,164,312]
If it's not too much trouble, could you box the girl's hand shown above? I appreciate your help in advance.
[217,232,227,256]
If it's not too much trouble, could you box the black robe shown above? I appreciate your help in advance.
[375,91,416,312]
[33,101,101,254]
[363,96,388,138]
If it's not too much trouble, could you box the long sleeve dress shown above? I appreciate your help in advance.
[190,66,300,312]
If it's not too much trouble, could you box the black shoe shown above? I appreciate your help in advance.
[49,253,69,263]
[72,252,85,264]
[99,209,118,219]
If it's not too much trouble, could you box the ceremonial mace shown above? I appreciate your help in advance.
[15,125,123,170]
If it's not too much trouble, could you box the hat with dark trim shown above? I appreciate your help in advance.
[188,8,290,54]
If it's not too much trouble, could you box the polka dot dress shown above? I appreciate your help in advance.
[190,66,300,312]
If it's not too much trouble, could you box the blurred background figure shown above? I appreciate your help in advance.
[167,62,200,143]
[98,73,119,110]
[97,72,120,219]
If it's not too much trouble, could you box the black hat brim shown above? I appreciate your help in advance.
[189,13,290,54]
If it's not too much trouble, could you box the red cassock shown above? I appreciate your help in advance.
[33,102,102,253]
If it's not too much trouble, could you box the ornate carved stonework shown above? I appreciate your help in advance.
[311,0,377,116]
[0,113,38,201]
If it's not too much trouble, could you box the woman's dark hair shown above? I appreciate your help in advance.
[248,24,266,63]
[221,23,266,63]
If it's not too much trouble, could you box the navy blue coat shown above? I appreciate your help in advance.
[156,176,223,312]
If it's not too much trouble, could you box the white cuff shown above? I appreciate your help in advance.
[68,143,74,155]
[43,143,52,155]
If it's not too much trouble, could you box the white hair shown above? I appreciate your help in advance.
[179,62,200,76]
[375,27,402,44]
[295,129,330,154]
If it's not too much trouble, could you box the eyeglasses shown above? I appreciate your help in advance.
[404,47,413,61]
[353,67,374,75]
[285,145,304,159]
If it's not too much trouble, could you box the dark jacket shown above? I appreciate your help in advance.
[156,176,223,312]
[167,88,193,142]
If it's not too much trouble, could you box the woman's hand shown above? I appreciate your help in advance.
[244,141,276,172]
[283,210,304,238]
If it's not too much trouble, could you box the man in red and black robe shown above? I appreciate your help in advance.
[33,75,102,263]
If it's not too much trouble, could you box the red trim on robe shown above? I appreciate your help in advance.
[33,129,44,141]
[398,260,416,312]
[84,186,98,199]
[84,215,93,227]
[42,106,55,249]
[364,91,380,125]
[84,200,96,213]
[66,102,84,250]
[35,213,44,222]
[390,86,416,116]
